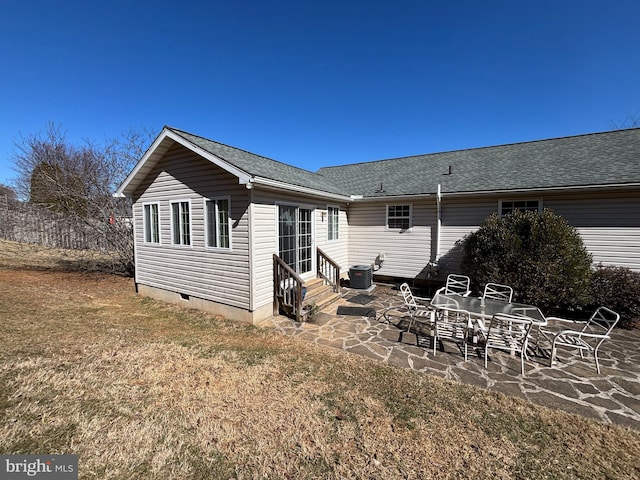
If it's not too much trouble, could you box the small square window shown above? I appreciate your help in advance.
[500,200,541,217]
[387,204,411,230]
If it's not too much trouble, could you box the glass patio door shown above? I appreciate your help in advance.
[278,205,313,276]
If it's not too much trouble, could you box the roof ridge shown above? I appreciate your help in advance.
[318,127,640,171]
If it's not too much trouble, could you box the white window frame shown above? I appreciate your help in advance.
[142,202,160,244]
[327,205,339,241]
[386,203,412,231]
[170,199,192,246]
[275,202,316,279]
[499,199,542,217]
[204,196,232,251]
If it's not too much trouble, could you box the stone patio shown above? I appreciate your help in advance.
[258,285,640,431]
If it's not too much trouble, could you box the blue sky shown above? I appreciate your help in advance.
[1,1,639,187]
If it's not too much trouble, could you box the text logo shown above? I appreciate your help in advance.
[1,455,78,479]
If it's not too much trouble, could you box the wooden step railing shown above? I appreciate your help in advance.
[273,254,305,322]
[274,250,341,322]
[317,248,340,293]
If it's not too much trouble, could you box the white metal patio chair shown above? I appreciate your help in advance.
[399,282,435,343]
[538,306,620,374]
[433,308,470,360]
[480,313,534,375]
[482,282,514,303]
[435,274,472,296]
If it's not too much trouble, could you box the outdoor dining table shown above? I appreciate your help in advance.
[429,292,547,344]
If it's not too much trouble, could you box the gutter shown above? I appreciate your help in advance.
[247,177,353,202]
[349,193,437,202]
[343,181,640,202]
[440,182,640,197]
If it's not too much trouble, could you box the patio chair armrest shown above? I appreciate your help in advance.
[573,331,611,340]
[553,329,610,340]
[539,316,582,335]
[545,316,580,325]
[433,287,471,297]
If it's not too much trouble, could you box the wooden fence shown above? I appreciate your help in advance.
[0,201,113,251]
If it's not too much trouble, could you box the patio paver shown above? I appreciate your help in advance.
[258,285,640,431]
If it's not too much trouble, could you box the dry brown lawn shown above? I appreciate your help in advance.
[1,239,639,479]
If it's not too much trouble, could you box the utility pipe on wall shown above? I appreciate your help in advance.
[436,183,442,262]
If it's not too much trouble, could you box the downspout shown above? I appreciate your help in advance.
[246,181,254,314]
[435,183,442,262]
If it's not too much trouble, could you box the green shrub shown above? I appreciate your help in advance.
[590,265,640,329]
[461,209,593,316]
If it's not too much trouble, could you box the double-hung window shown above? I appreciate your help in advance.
[171,200,191,246]
[143,203,160,244]
[387,204,412,230]
[205,197,231,249]
[499,199,541,217]
[327,206,339,241]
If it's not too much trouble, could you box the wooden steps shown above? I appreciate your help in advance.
[301,278,342,320]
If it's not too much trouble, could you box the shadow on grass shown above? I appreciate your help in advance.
[54,257,132,277]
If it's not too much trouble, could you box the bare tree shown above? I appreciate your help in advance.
[10,123,155,274]
[611,113,640,130]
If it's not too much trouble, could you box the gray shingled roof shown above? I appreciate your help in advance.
[317,128,640,197]
[169,128,347,196]
[170,127,640,199]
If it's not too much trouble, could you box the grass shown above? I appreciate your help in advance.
[1,239,639,479]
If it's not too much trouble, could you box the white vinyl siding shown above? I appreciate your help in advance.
[132,143,251,310]
[205,197,231,250]
[316,203,349,276]
[349,201,433,278]
[249,191,350,311]
[545,191,640,272]
[143,203,160,243]
[438,197,496,274]
[249,198,278,311]
[438,192,640,274]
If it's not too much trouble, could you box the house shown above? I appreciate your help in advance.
[115,127,640,323]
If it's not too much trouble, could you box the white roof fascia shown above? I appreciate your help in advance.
[351,193,436,202]
[347,182,640,202]
[344,182,640,202]
[115,128,252,197]
[114,128,171,197]
[251,177,352,202]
